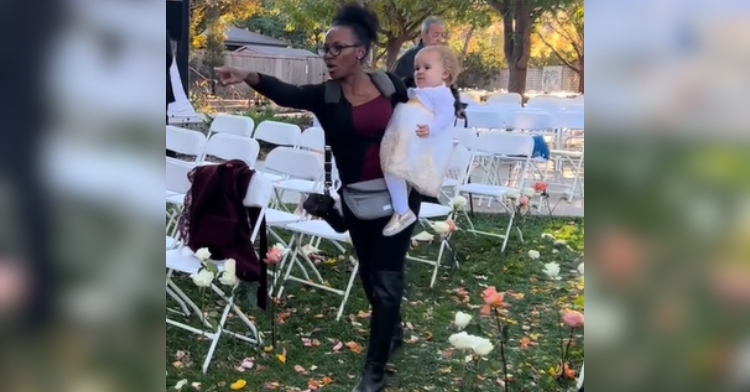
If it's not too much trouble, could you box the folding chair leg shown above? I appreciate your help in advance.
[500,213,516,253]
[201,297,233,374]
[429,239,449,288]
[336,261,359,321]
[167,286,191,317]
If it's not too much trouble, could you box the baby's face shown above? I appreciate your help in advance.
[414,50,448,89]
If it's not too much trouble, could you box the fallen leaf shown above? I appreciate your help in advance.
[191,382,201,391]
[345,341,363,354]
[321,376,334,385]
[230,380,247,391]
[294,365,308,375]
[332,341,343,352]
[173,379,188,390]
[263,381,279,390]
[276,354,286,364]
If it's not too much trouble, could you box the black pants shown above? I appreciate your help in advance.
[344,190,422,365]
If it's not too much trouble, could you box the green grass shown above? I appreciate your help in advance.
[166,215,584,391]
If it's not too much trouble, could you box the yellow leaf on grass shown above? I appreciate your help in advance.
[263,346,274,353]
[276,354,286,364]
[230,380,247,390]
[322,376,334,385]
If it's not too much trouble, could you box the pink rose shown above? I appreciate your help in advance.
[264,248,283,265]
[562,310,585,329]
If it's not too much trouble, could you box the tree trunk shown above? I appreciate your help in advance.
[385,36,408,70]
[498,0,532,96]
[577,56,584,93]
[461,27,475,60]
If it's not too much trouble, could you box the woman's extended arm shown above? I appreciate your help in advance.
[215,67,324,113]
[248,73,324,113]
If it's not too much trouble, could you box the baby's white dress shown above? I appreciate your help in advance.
[380,85,456,197]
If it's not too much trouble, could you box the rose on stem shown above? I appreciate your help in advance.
[558,310,584,381]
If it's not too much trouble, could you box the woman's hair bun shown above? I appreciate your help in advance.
[333,3,379,44]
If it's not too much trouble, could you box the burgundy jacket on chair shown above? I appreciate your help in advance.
[178,160,268,309]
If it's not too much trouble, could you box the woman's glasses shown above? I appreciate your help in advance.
[321,44,360,57]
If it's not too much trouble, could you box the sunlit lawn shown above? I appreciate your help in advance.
[166,214,585,391]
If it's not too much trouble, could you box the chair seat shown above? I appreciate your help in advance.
[274,179,319,194]
[457,184,509,198]
[442,178,461,188]
[285,220,350,242]
[266,208,304,226]
[419,203,452,219]
[166,249,227,275]
[551,150,584,158]
[166,193,185,206]
[166,236,178,250]
[257,171,285,182]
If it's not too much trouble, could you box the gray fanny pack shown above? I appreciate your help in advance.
[342,179,393,220]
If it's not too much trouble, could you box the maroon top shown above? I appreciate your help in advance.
[351,96,393,181]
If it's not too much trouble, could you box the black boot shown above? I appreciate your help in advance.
[353,271,404,392]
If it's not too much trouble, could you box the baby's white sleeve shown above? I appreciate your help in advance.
[427,87,457,135]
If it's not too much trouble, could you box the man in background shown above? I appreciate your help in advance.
[166,30,176,158]
[392,17,465,120]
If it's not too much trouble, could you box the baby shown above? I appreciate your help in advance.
[380,46,461,236]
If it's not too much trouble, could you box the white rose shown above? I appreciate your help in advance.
[541,233,555,241]
[454,311,473,330]
[432,222,451,235]
[224,259,236,275]
[472,339,495,356]
[448,332,475,350]
[506,190,521,200]
[522,188,536,198]
[543,262,561,281]
[191,269,215,288]
[301,244,319,256]
[219,271,238,287]
[411,231,435,243]
[272,243,288,255]
[528,250,541,260]
[450,196,468,210]
[554,239,568,247]
[194,248,212,261]
[578,263,585,276]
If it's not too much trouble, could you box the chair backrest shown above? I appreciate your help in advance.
[564,102,585,112]
[553,111,585,130]
[526,97,565,113]
[203,133,261,167]
[506,110,554,131]
[298,127,326,152]
[263,147,323,181]
[487,93,523,106]
[253,121,302,147]
[166,158,195,194]
[243,173,274,209]
[473,132,535,157]
[208,114,254,138]
[465,109,504,130]
[452,127,479,149]
[446,143,473,185]
[166,126,206,160]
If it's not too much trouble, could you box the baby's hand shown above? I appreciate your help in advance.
[416,125,430,138]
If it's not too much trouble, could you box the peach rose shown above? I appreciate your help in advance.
[264,248,283,265]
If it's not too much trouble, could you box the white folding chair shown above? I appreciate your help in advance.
[297,127,325,153]
[253,121,304,181]
[487,92,523,106]
[526,96,565,114]
[465,108,506,130]
[276,219,357,321]
[200,133,260,168]
[166,125,206,162]
[166,158,195,235]
[207,114,254,139]
[456,133,535,253]
[165,174,274,373]
[253,120,302,148]
[262,147,324,208]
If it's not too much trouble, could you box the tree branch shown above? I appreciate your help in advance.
[537,32,579,72]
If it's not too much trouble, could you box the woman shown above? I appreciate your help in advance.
[215,5,418,392]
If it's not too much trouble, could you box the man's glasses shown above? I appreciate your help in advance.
[321,44,360,57]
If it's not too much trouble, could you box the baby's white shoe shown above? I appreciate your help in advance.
[382,210,417,237]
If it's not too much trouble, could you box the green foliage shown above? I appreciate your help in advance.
[453,40,505,88]
[235,0,323,52]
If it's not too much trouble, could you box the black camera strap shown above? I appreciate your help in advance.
[323,146,333,196]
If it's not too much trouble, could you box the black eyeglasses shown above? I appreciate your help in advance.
[321,44,360,57]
